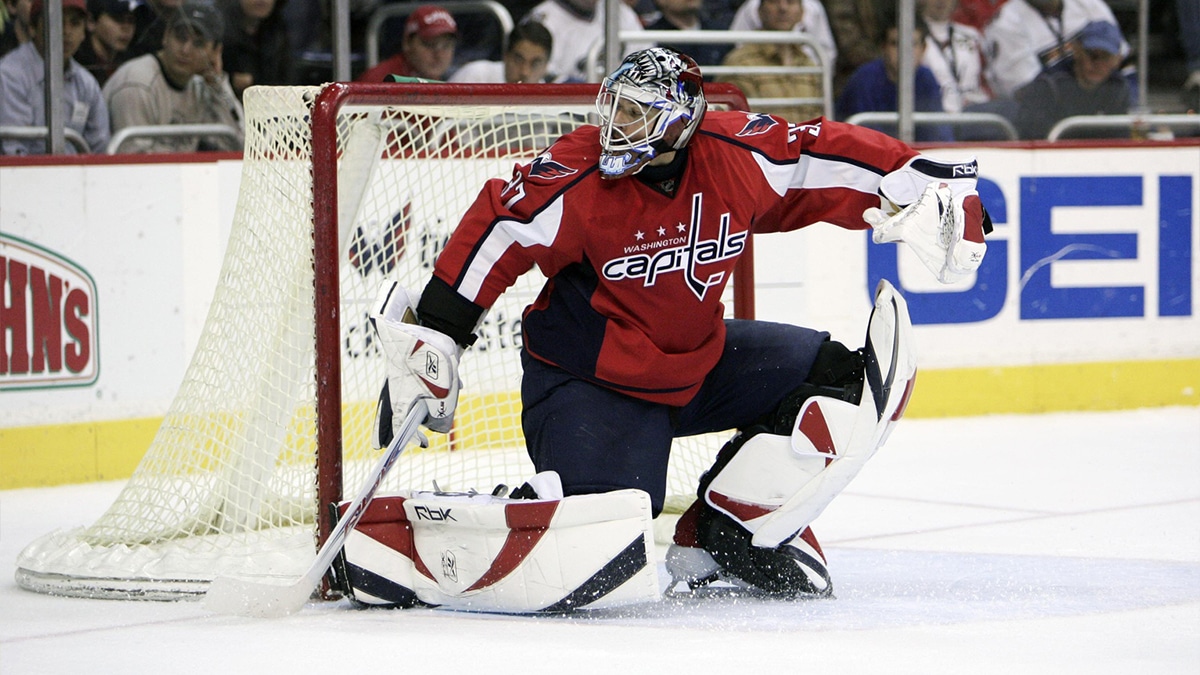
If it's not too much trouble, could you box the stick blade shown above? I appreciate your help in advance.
[203,576,315,618]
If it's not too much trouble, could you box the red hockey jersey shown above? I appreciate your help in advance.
[431,112,919,406]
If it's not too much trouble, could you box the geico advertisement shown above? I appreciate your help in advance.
[876,147,1194,325]
[753,145,1199,369]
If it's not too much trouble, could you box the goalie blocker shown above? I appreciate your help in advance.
[330,472,660,612]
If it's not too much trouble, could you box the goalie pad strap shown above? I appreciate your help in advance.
[335,485,659,613]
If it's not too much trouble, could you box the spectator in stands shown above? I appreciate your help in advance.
[126,0,183,60]
[720,0,822,122]
[626,0,659,24]
[642,0,731,67]
[74,0,137,86]
[920,0,990,113]
[103,2,244,152]
[983,0,1125,100]
[356,4,457,82]
[0,0,109,154]
[280,0,318,63]
[951,0,1007,32]
[219,0,293,98]
[1013,19,1128,139]
[836,14,953,142]
[1,0,33,55]
[450,20,552,83]
[728,0,835,68]
[829,0,891,98]
[701,0,737,29]
[524,0,649,82]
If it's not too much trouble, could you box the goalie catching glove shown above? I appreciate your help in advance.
[865,157,991,284]
[370,281,462,447]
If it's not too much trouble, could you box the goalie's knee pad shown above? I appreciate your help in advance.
[711,279,915,549]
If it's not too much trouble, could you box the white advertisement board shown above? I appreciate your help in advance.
[1,144,1197,432]
[754,145,1199,369]
[0,159,242,426]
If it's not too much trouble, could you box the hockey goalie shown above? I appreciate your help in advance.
[337,47,991,612]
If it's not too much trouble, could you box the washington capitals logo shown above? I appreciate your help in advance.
[736,113,777,137]
[601,193,746,302]
[528,153,578,179]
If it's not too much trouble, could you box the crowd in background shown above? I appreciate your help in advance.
[0,0,1197,154]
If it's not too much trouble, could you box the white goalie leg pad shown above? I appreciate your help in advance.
[337,473,659,613]
[703,280,917,549]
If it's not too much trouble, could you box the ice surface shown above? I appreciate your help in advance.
[2,408,1198,674]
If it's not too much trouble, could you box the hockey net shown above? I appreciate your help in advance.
[15,82,754,600]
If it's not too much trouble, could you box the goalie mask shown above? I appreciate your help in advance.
[595,47,707,180]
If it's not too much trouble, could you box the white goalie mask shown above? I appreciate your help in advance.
[595,48,707,180]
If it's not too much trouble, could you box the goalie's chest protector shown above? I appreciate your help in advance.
[483,115,795,406]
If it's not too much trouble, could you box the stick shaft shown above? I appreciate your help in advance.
[306,404,426,589]
[204,404,426,617]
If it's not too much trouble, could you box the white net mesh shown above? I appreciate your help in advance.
[15,84,746,600]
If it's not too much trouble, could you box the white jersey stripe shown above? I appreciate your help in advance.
[752,152,884,199]
[457,195,565,302]
[791,154,885,194]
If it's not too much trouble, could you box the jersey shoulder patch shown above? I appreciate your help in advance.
[523,126,598,184]
[697,110,808,165]
[528,152,579,179]
[701,110,785,139]
[734,112,779,137]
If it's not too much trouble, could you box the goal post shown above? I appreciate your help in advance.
[15,81,755,601]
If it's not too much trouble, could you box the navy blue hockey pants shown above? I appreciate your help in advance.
[520,319,830,515]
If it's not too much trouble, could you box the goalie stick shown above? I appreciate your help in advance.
[203,403,426,618]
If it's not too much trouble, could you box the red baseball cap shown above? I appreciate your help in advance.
[405,5,458,41]
[31,0,88,20]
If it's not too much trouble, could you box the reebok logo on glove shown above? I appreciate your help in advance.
[411,344,451,399]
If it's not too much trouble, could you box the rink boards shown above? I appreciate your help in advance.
[1,141,1197,487]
